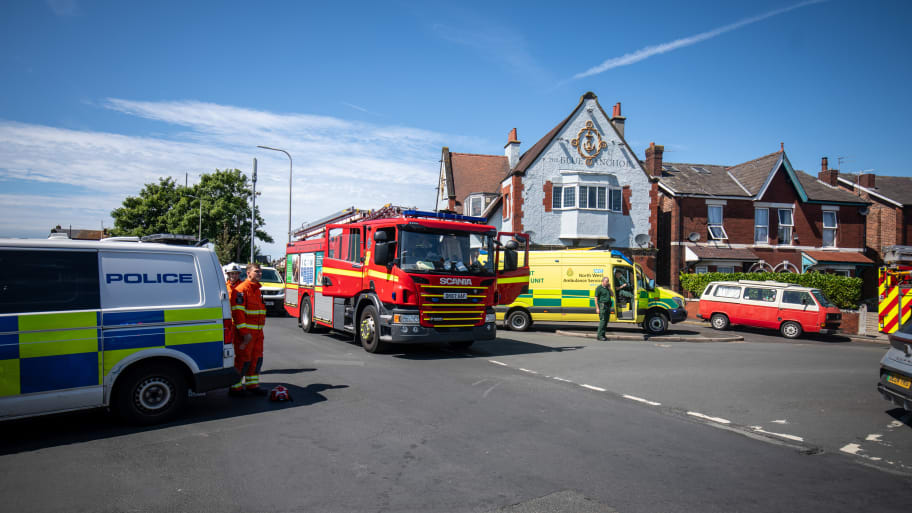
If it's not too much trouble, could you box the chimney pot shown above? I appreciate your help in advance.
[817,157,838,186]
[610,103,626,139]
[505,128,521,169]
[821,157,828,172]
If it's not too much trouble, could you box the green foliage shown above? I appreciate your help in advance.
[679,271,862,310]
[111,169,274,264]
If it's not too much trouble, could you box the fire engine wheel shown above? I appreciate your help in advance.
[506,309,531,331]
[300,298,314,333]
[780,321,803,339]
[114,362,187,425]
[710,313,730,330]
[643,311,669,335]
[359,305,389,353]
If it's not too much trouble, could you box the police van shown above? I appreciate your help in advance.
[0,236,238,424]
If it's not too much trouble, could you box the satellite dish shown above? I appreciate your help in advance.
[688,232,701,242]
[859,206,869,216]
[634,233,650,248]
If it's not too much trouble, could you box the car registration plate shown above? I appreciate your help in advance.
[265,301,274,306]
[444,292,467,300]
[887,374,912,389]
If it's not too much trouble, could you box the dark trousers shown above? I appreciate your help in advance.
[597,303,612,338]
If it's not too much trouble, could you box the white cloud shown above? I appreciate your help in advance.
[0,99,482,258]
[570,0,828,80]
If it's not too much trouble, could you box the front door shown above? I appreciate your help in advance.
[320,225,364,297]
[495,232,530,305]
[612,265,637,321]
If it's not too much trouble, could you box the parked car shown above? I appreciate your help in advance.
[223,263,286,315]
[878,321,912,412]
[697,280,841,339]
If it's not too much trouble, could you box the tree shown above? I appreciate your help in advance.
[111,169,273,264]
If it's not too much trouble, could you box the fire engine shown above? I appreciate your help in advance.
[878,245,912,333]
[283,206,530,352]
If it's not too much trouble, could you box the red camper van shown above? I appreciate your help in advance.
[698,280,842,339]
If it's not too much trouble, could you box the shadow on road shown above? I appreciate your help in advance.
[0,381,348,456]
[887,408,912,428]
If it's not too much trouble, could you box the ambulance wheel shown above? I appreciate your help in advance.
[300,298,314,333]
[710,313,730,330]
[359,305,388,353]
[114,362,187,425]
[506,309,531,331]
[780,321,803,339]
[643,311,669,335]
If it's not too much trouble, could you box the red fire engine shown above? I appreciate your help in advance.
[283,207,530,352]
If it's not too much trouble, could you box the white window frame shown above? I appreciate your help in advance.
[754,208,769,244]
[609,188,622,213]
[708,205,728,240]
[822,210,838,248]
[695,265,708,274]
[777,208,794,246]
[717,266,734,274]
[553,184,621,212]
[466,195,483,217]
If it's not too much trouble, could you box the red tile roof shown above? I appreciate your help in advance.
[447,152,508,214]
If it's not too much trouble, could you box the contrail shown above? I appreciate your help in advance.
[570,0,828,80]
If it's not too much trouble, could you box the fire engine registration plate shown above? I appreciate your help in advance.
[264,301,274,306]
[887,374,912,389]
[444,292,467,300]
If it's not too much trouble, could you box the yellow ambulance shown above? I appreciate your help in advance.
[495,249,687,334]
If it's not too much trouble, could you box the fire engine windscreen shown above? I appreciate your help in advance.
[399,228,495,275]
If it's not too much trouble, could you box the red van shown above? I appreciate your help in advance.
[698,280,842,338]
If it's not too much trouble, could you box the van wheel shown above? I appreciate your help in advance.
[359,305,388,353]
[114,362,187,425]
[300,298,314,333]
[506,309,531,331]
[780,321,803,339]
[643,311,669,335]
[710,313,730,330]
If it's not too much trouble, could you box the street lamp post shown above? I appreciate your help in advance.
[185,193,203,242]
[256,145,293,245]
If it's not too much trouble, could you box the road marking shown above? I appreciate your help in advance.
[489,360,508,366]
[581,384,606,392]
[771,419,788,424]
[887,420,904,429]
[687,411,731,424]
[840,443,862,455]
[553,377,573,383]
[623,394,661,406]
[519,368,538,374]
[749,426,804,442]
[482,383,500,398]
[866,434,883,442]
[472,379,488,386]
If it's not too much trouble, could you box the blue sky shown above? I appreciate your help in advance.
[1,0,910,259]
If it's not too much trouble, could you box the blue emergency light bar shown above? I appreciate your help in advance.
[403,210,488,224]
[611,249,634,266]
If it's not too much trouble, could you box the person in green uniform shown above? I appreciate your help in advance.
[615,268,635,309]
[595,276,614,341]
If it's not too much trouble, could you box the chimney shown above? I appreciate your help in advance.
[505,128,521,169]
[817,156,839,186]
[610,102,626,139]
[859,172,876,188]
[645,142,664,178]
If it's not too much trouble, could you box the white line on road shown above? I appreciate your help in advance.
[483,383,500,398]
[866,434,883,442]
[687,411,731,424]
[840,443,862,455]
[581,384,606,392]
[489,360,508,366]
[771,419,788,424]
[471,379,488,386]
[749,426,804,442]
[553,377,573,382]
[623,394,661,406]
[519,368,538,374]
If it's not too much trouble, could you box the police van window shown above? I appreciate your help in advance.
[0,249,100,314]
[100,251,201,309]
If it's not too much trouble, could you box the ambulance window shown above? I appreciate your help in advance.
[100,251,201,309]
[0,249,100,314]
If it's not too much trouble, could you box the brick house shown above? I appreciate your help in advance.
[437,148,508,217]
[650,146,873,292]
[437,92,659,273]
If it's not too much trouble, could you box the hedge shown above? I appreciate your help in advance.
[678,272,862,310]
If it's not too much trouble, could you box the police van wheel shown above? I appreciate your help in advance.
[115,362,187,425]
[780,321,803,339]
[710,313,730,330]
[506,309,531,331]
[643,311,669,335]
[359,305,388,354]
[301,298,314,333]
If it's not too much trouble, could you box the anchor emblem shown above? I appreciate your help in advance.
[571,121,608,166]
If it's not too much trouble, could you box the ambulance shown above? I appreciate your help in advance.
[496,249,687,334]
[0,236,239,424]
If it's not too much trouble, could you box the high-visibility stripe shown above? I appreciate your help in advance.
[421,285,486,289]
[498,276,529,284]
[367,269,399,282]
[164,324,222,346]
[231,306,245,311]
[323,268,362,278]
[164,307,222,323]
[246,310,266,315]
[0,359,20,397]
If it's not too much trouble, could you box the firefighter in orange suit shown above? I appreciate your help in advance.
[224,263,248,396]
[232,263,268,396]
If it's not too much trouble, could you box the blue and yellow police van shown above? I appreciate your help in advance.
[0,236,238,424]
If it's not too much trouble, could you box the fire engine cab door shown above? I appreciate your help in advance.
[321,225,364,297]
[496,232,530,305]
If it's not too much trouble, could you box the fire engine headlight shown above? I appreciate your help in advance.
[485,313,496,323]
[394,314,420,324]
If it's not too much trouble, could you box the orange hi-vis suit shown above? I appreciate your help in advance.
[232,279,266,390]
[226,280,244,390]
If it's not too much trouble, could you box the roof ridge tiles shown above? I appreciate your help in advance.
[450,152,507,158]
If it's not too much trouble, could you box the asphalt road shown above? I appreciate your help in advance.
[1,317,910,513]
